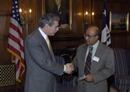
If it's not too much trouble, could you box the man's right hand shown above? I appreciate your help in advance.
[64,63,74,74]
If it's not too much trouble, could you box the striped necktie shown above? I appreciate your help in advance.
[84,46,93,75]
[46,37,51,54]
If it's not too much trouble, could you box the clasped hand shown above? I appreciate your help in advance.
[64,63,74,74]
[85,74,94,82]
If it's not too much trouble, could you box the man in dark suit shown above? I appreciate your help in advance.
[24,13,73,92]
[72,26,115,92]
[51,0,66,24]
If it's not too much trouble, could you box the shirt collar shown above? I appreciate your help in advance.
[92,40,99,49]
[38,27,47,40]
[88,40,99,50]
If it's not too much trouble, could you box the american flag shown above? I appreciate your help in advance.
[101,0,111,47]
[7,0,25,83]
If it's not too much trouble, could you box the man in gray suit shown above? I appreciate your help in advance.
[24,13,73,92]
[72,26,115,92]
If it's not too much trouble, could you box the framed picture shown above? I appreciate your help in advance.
[109,11,129,32]
[42,0,72,31]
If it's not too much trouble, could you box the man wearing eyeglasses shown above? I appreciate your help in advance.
[72,26,115,92]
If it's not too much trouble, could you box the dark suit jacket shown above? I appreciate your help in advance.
[51,5,66,21]
[72,41,115,92]
[24,29,64,92]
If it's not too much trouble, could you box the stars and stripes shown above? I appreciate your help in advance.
[7,0,25,83]
[101,0,111,47]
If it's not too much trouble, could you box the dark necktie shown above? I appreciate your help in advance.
[84,46,93,75]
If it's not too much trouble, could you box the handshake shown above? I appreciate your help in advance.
[64,63,74,74]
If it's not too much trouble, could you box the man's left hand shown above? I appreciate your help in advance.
[85,74,94,82]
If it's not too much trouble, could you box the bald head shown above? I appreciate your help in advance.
[86,26,100,39]
[84,26,100,45]
[87,26,99,32]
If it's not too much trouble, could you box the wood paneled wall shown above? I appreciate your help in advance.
[85,0,130,50]
[0,0,130,90]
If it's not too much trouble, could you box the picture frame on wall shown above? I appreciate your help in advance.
[42,0,72,31]
[109,11,129,32]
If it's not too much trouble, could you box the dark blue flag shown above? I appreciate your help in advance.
[101,0,111,47]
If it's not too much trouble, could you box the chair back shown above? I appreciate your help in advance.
[55,56,65,65]
[127,51,130,75]
[61,54,71,64]
[113,48,129,76]
[55,56,65,87]
[55,56,77,88]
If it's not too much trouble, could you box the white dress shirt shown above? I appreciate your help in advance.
[85,40,99,63]
[38,27,47,41]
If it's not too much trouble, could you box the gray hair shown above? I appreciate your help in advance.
[95,29,100,40]
[39,13,60,28]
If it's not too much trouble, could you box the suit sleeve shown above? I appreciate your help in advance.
[25,37,64,76]
[72,47,79,71]
[92,49,115,83]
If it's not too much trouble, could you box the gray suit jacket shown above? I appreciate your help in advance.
[24,29,64,92]
[72,42,115,92]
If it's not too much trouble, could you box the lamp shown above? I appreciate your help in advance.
[92,12,94,22]
[85,11,88,28]
[85,11,95,28]
[19,5,32,29]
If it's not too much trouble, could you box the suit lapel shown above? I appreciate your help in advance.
[91,42,103,73]
[37,29,54,61]
[36,29,48,50]
[58,6,63,14]
[80,44,88,76]
[82,45,88,66]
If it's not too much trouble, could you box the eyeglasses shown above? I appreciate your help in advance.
[84,34,97,38]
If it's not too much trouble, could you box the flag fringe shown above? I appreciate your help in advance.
[7,48,25,83]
